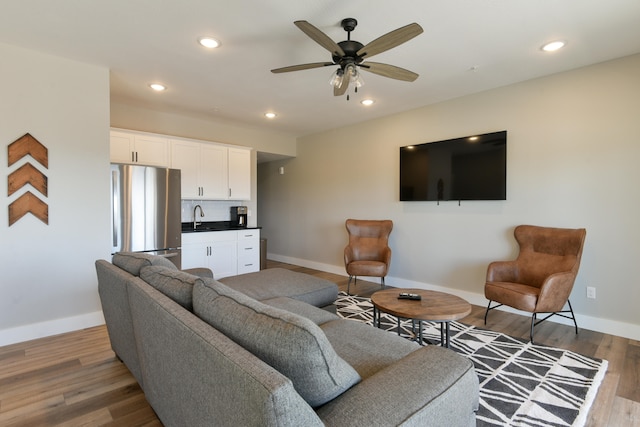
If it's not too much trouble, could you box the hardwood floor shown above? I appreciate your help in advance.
[1,260,638,426]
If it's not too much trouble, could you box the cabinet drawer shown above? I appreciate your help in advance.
[238,255,259,274]
[238,242,259,274]
[238,229,260,240]
[238,240,258,252]
[238,262,259,275]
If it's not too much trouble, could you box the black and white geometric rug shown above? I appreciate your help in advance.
[335,292,608,427]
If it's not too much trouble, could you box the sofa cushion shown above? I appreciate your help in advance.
[319,318,419,379]
[261,296,339,326]
[140,265,197,311]
[218,268,338,308]
[112,252,177,276]
[193,278,361,408]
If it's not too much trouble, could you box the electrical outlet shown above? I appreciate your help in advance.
[586,286,596,299]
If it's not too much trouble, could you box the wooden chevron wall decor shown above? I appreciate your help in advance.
[7,133,49,226]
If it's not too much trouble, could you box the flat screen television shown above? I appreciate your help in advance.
[400,130,507,201]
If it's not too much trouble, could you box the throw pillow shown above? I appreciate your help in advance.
[140,265,198,311]
[193,278,361,407]
[113,252,177,276]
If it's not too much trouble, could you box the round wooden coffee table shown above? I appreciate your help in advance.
[370,288,471,348]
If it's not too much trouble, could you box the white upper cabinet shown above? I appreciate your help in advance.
[111,129,252,201]
[110,130,169,167]
[171,140,229,199]
[228,147,251,200]
[201,144,229,199]
[170,139,251,200]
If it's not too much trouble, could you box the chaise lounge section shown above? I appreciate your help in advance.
[96,252,479,426]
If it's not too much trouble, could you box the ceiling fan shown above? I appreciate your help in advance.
[271,18,423,97]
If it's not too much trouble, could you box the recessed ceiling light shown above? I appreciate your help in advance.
[149,83,166,91]
[198,37,221,49]
[264,112,277,119]
[361,99,375,106]
[541,40,566,52]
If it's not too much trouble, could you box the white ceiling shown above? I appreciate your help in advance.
[2,1,640,138]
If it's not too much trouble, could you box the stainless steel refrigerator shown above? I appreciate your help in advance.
[111,164,182,268]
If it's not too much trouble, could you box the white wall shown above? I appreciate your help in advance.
[258,54,640,340]
[0,43,110,346]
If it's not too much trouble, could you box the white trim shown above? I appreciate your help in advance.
[269,252,640,341]
[0,311,105,347]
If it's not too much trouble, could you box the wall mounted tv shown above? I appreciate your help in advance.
[400,130,507,202]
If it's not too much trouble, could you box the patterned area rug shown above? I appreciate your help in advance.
[335,292,608,427]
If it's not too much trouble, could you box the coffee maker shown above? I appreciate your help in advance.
[230,206,248,228]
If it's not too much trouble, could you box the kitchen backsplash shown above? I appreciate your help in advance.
[181,200,244,223]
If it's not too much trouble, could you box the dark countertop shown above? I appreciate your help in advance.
[181,221,260,233]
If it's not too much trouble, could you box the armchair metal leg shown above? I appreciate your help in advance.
[347,275,356,295]
[484,300,503,325]
[530,299,579,344]
[484,300,492,325]
[381,276,385,289]
[567,299,579,335]
[530,313,537,344]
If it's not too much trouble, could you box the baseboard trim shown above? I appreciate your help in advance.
[269,252,640,341]
[0,311,105,347]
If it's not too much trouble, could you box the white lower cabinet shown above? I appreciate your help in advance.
[237,229,260,275]
[182,229,260,279]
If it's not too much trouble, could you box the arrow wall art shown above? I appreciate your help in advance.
[7,133,49,225]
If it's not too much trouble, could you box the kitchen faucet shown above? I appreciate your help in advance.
[193,204,205,229]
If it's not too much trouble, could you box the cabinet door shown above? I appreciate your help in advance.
[210,240,237,279]
[134,135,169,167]
[171,141,201,198]
[110,131,169,166]
[200,144,228,199]
[181,241,208,270]
[228,147,251,200]
[110,131,135,163]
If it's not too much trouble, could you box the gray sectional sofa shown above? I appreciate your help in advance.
[95,252,479,426]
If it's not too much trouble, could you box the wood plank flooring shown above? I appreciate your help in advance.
[1,260,638,426]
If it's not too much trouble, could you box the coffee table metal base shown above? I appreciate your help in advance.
[372,306,453,347]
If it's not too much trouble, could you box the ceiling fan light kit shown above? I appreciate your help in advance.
[271,17,423,99]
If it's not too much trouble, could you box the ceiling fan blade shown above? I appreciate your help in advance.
[294,20,346,57]
[271,62,335,73]
[360,62,419,82]
[333,77,350,96]
[357,23,423,59]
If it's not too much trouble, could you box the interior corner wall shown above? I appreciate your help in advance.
[258,53,640,338]
[0,43,111,346]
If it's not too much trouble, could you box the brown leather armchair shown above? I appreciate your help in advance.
[344,219,393,295]
[484,225,586,343]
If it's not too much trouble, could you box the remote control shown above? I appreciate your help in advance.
[398,292,421,300]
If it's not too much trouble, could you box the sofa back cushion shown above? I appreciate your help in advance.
[140,265,197,311]
[193,278,361,407]
[113,252,177,276]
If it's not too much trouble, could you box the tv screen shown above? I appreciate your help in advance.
[400,131,507,201]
